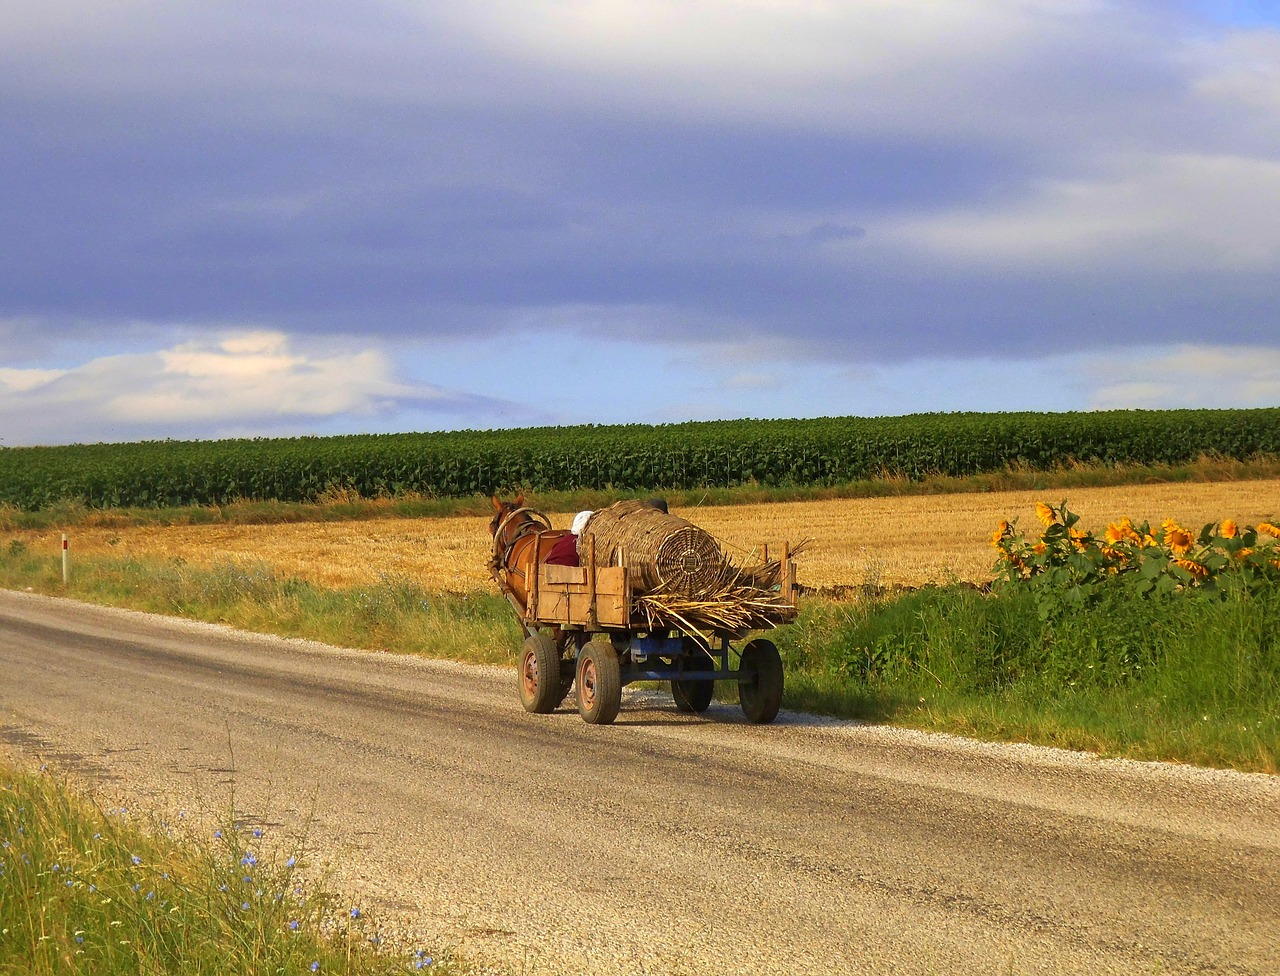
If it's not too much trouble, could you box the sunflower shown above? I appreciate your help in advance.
[1174,558,1209,579]
[1164,524,1194,555]
[990,520,1010,548]
[1069,527,1089,549]
[1219,519,1239,539]
[1033,542,1047,555]
[1104,517,1140,545]
[1258,521,1280,539]
[1036,502,1055,527]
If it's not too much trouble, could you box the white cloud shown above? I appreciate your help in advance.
[883,152,1280,270]
[0,367,69,393]
[0,330,501,445]
[1194,29,1280,115]
[1088,344,1280,409]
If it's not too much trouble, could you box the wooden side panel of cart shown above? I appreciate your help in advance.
[534,563,630,627]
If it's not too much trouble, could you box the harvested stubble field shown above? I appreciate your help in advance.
[16,479,1278,594]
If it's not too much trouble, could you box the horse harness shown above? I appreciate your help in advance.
[491,506,548,575]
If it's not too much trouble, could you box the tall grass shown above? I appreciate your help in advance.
[777,582,1280,770]
[0,762,450,975]
[0,550,521,667]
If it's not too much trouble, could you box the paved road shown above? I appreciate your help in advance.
[2,589,1277,975]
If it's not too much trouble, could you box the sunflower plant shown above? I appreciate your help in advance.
[991,501,1280,618]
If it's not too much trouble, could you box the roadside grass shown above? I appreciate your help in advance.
[0,760,451,976]
[2,455,1277,531]
[0,549,518,666]
[778,584,1280,771]
[2,547,1276,772]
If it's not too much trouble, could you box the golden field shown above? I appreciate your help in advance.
[13,479,1278,594]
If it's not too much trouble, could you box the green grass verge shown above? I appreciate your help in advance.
[778,584,1279,772]
[0,761,453,975]
[3,545,1276,772]
[2,456,1278,531]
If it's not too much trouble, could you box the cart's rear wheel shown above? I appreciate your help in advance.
[738,638,784,724]
[577,640,621,725]
[672,643,715,714]
[519,633,562,714]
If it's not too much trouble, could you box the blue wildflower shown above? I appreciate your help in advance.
[350,907,360,919]
[131,855,141,865]
[310,963,320,972]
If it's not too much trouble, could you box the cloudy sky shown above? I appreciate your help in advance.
[2,0,1278,446]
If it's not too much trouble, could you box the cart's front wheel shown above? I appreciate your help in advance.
[577,640,622,725]
[738,638,784,724]
[673,643,715,714]
[519,634,563,714]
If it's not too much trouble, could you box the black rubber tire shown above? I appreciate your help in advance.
[738,638,784,724]
[576,640,622,725]
[556,665,576,707]
[518,633,562,714]
[672,678,714,713]
[672,643,715,714]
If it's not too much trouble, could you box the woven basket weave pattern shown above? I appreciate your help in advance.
[579,500,725,594]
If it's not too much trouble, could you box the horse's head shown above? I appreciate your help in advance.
[489,493,527,542]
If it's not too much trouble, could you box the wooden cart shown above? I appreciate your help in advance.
[491,535,796,725]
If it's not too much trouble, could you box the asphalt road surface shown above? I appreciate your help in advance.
[2,588,1277,975]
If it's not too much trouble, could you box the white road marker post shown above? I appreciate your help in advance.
[62,533,69,584]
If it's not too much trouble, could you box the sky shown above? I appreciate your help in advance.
[2,0,1279,446]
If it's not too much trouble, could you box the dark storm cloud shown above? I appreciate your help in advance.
[2,1,1278,368]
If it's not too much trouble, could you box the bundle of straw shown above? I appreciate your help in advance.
[582,500,807,636]
[581,500,727,594]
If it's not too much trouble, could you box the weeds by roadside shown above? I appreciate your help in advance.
[0,760,454,975]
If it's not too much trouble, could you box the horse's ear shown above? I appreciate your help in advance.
[490,495,503,512]
[514,493,525,508]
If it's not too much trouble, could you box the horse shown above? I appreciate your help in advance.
[488,494,564,612]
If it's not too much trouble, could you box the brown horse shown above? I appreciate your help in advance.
[489,494,565,612]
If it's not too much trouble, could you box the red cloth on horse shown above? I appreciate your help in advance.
[544,533,580,566]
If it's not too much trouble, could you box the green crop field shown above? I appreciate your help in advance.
[1,408,1278,510]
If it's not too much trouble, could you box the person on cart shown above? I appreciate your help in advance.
[544,510,593,566]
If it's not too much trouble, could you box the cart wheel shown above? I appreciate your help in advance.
[672,678,714,713]
[738,638,784,724]
[672,643,714,714]
[556,664,576,707]
[519,634,563,714]
[576,640,622,725]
